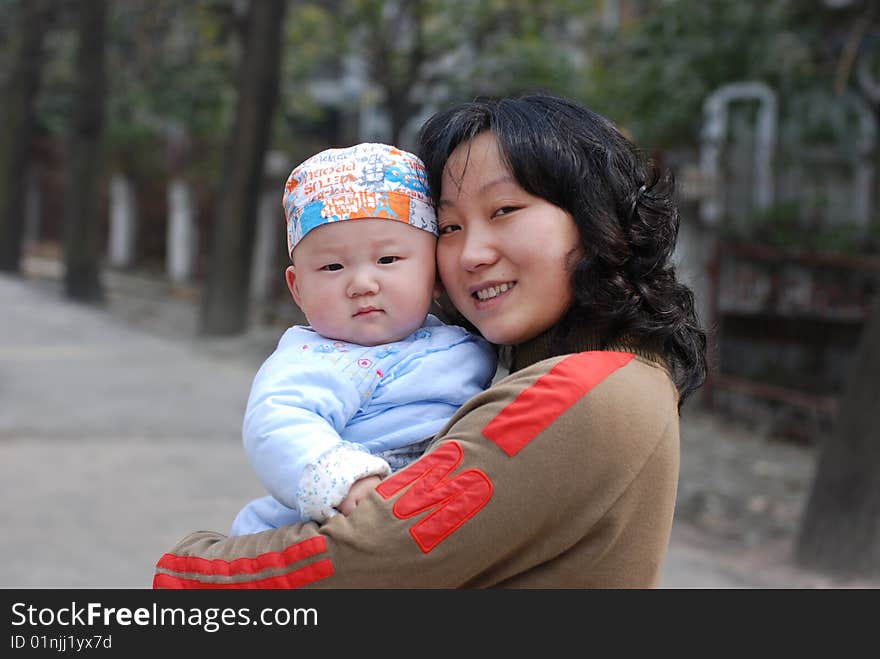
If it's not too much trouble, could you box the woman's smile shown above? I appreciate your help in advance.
[472,281,516,301]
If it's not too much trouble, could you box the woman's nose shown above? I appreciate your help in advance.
[459,225,498,272]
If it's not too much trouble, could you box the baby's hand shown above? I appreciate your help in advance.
[338,475,382,516]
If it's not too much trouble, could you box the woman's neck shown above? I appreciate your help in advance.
[510,325,666,372]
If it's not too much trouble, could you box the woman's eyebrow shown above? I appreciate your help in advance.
[478,175,516,195]
[438,175,517,208]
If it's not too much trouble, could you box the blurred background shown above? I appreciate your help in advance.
[1,0,878,586]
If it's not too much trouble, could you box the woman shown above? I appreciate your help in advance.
[154,92,706,588]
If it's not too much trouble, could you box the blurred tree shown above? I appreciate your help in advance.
[197,0,596,334]
[103,1,244,268]
[64,0,107,302]
[104,0,240,178]
[453,0,594,100]
[344,0,430,145]
[587,1,801,149]
[273,2,342,154]
[200,0,287,335]
[0,0,53,273]
[795,297,880,579]
[321,0,593,146]
[584,0,880,150]
[794,0,880,580]
[586,0,880,578]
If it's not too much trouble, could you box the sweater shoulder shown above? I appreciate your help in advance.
[481,350,677,455]
[501,349,667,395]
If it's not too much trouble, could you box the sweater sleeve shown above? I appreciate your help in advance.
[155,351,679,589]
[244,340,390,521]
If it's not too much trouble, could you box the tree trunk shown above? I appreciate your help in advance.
[0,0,50,273]
[63,0,106,302]
[199,0,286,336]
[386,85,415,147]
[368,0,424,147]
[795,297,880,579]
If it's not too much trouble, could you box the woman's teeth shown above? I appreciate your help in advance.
[475,282,514,300]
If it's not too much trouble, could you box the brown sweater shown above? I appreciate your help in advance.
[154,333,680,588]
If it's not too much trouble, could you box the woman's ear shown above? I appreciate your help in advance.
[432,279,444,300]
[285,265,302,307]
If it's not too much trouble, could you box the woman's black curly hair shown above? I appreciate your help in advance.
[417,92,707,404]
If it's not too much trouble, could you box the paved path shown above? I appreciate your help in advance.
[0,273,815,588]
[1,274,267,588]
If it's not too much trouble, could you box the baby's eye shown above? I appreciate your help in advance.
[377,256,399,264]
[438,224,461,235]
[321,263,343,271]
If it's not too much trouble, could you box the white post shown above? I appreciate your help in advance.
[108,173,138,267]
[166,178,196,282]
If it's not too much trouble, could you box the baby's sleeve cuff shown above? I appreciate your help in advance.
[295,444,391,523]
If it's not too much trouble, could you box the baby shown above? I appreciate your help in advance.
[230,142,496,534]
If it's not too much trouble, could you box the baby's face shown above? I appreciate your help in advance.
[287,219,439,346]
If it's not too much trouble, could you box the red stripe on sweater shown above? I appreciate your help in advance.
[155,535,327,577]
[482,351,634,457]
[153,558,334,589]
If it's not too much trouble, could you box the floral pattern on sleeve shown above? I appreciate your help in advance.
[295,443,391,523]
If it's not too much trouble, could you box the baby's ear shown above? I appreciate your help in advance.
[285,265,302,307]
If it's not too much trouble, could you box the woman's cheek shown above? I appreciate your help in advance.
[435,249,457,289]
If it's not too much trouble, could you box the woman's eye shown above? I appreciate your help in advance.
[321,263,343,271]
[493,206,520,218]
[377,256,399,264]
[438,224,461,235]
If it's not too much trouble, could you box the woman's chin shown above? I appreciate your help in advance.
[469,321,522,346]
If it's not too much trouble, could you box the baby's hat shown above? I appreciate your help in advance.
[282,142,438,256]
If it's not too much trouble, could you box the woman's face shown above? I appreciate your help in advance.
[436,131,581,345]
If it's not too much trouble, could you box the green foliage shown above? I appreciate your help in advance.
[443,0,597,100]
[454,1,591,100]
[32,14,77,137]
[274,2,340,151]
[341,2,592,100]
[586,0,834,149]
[15,0,241,182]
[11,0,879,247]
[106,0,238,138]
[4,0,603,179]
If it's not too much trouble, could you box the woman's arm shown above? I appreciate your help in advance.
[155,351,679,588]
